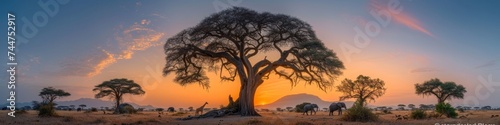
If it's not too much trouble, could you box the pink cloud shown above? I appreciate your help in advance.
[370,0,434,37]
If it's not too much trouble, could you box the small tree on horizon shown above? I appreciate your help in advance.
[415,78,467,104]
[336,75,386,107]
[93,78,145,114]
[397,104,406,110]
[38,87,70,117]
[39,87,71,105]
[408,104,415,110]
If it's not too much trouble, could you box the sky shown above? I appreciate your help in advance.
[1,0,500,109]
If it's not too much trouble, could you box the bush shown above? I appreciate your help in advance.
[340,105,378,122]
[91,107,98,112]
[410,109,427,119]
[294,102,311,112]
[457,108,465,113]
[435,103,458,118]
[382,109,392,114]
[117,103,137,114]
[38,104,57,117]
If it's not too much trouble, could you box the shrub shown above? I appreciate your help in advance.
[410,109,427,119]
[435,103,458,118]
[382,109,392,114]
[457,108,465,113]
[340,105,378,122]
[91,107,98,112]
[294,102,311,112]
[38,104,57,117]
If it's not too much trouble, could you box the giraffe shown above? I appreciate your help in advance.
[195,102,208,116]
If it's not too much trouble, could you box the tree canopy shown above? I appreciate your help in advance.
[93,78,145,114]
[415,78,467,103]
[163,7,344,116]
[39,87,71,104]
[336,75,386,106]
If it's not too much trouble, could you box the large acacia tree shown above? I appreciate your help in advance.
[163,7,344,116]
[415,78,467,104]
[93,78,146,114]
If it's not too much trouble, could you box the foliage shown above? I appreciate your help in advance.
[91,107,98,112]
[162,7,344,116]
[336,75,386,106]
[382,109,392,114]
[38,103,57,117]
[415,78,467,103]
[37,87,69,117]
[118,103,137,114]
[155,108,164,112]
[340,105,378,122]
[294,102,311,112]
[410,109,427,120]
[39,87,70,104]
[93,78,145,114]
[435,103,458,118]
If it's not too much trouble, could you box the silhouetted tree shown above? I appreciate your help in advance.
[397,104,406,110]
[415,78,467,103]
[38,87,70,117]
[39,87,71,105]
[336,75,386,106]
[408,104,415,110]
[93,78,145,114]
[163,7,344,116]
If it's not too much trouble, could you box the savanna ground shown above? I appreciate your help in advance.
[1,110,499,125]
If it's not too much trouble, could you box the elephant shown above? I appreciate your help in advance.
[303,104,319,115]
[329,102,347,116]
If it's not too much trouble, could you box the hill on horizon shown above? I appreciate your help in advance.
[255,93,354,110]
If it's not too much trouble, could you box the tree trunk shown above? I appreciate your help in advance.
[114,96,120,114]
[238,78,260,116]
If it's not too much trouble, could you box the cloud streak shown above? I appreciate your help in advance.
[60,19,165,77]
[370,1,434,37]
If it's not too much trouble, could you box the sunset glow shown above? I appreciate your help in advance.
[1,0,499,111]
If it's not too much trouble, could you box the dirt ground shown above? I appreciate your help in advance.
[1,110,499,125]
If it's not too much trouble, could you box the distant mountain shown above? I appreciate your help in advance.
[255,93,354,109]
[1,98,157,109]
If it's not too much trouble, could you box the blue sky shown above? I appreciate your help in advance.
[1,0,500,108]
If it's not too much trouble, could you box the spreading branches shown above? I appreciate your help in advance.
[415,78,467,103]
[39,87,71,104]
[336,75,386,106]
[163,7,344,91]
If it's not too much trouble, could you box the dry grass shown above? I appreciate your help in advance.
[1,110,499,125]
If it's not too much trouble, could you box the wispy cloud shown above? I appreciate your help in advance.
[410,67,439,73]
[370,1,434,37]
[475,59,498,69]
[60,19,165,77]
